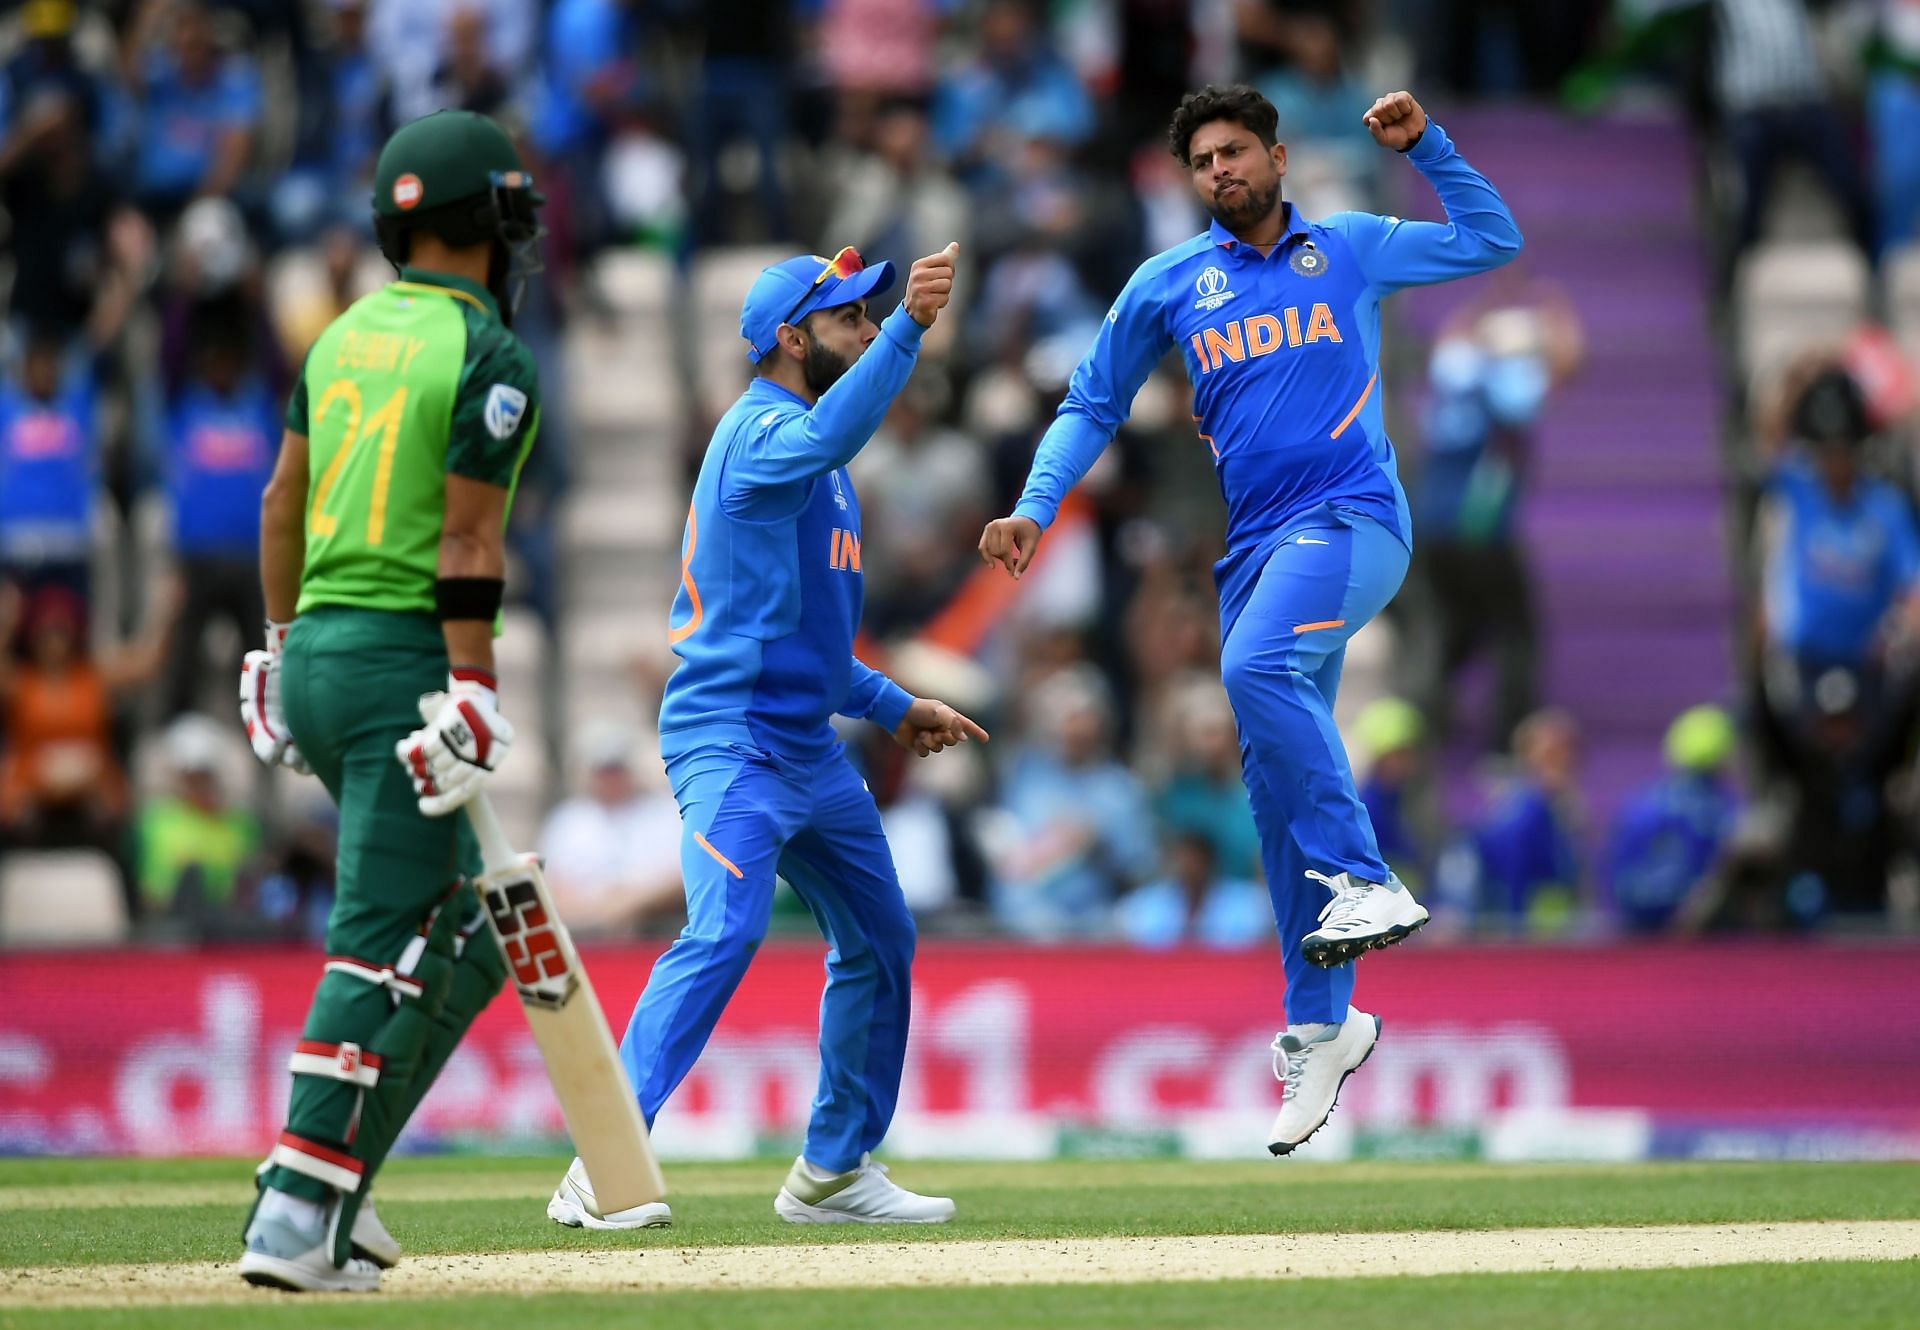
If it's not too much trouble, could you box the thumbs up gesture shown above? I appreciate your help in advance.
[905,241,961,328]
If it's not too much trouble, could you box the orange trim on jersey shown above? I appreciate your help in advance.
[1329,371,1378,441]
[1193,416,1219,459]
[389,280,487,313]
[694,831,744,880]
[666,503,703,645]
[1293,619,1347,634]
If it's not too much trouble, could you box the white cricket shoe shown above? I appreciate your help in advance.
[1268,1005,1381,1155]
[774,1154,955,1225]
[238,1194,381,1293]
[350,1197,401,1269]
[1299,870,1428,967]
[547,1156,673,1230]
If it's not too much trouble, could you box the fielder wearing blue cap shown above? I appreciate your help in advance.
[981,87,1521,1157]
[549,241,985,1229]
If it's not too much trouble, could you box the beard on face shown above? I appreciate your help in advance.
[801,332,854,396]
[1206,173,1281,230]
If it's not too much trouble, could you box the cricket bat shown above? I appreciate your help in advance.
[420,698,667,1214]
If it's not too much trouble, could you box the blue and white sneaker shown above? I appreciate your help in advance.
[1268,1005,1381,1155]
[1300,871,1428,967]
[238,1193,381,1293]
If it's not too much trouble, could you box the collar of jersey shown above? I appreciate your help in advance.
[1207,202,1312,258]
[745,376,811,411]
[394,266,499,319]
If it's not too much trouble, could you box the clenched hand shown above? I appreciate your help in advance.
[1363,91,1427,152]
[904,242,961,327]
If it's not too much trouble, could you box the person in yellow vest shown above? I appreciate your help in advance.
[134,713,260,919]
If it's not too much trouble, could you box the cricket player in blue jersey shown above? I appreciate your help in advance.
[981,86,1521,1154]
[548,241,987,1229]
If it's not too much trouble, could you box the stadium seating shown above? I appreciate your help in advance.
[0,850,128,945]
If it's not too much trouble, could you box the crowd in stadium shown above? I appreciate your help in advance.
[2,0,1918,948]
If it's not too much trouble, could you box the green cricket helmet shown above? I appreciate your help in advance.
[372,110,544,318]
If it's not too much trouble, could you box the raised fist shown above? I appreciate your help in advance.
[904,242,961,327]
[1363,91,1428,152]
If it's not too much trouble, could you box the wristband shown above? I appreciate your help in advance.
[450,664,498,693]
[265,619,291,654]
[435,576,505,622]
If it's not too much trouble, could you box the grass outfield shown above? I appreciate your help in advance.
[2,1158,1917,1328]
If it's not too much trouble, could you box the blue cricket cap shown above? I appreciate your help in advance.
[740,251,897,363]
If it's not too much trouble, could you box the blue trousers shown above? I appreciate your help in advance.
[617,742,915,1173]
[1215,509,1411,1026]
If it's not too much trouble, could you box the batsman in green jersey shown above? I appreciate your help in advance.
[235,110,543,1294]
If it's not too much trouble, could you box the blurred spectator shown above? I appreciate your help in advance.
[933,0,1094,184]
[1757,368,1920,686]
[989,665,1156,938]
[533,0,647,257]
[272,0,391,242]
[0,329,98,604]
[0,0,149,348]
[367,0,536,126]
[1865,3,1920,251]
[1151,682,1260,882]
[1753,367,1920,916]
[1353,696,1440,893]
[0,581,178,915]
[1566,0,1875,272]
[1712,0,1876,265]
[1453,707,1585,934]
[852,381,991,635]
[0,0,112,162]
[272,225,369,366]
[1413,266,1584,748]
[818,0,950,138]
[692,0,796,243]
[160,300,280,717]
[1604,703,1740,934]
[250,790,339,943]
[120,0,262,223]
[967,242,1104,371]
[1248,14,1376,216]
[822,101,972,332]
[133,712,261,931]
[536,722,685,938]
[852,700,993,923]
[432,4,512,119]
[1114,831,1270,949]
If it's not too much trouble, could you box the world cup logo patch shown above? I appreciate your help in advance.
[1193,265,1236,312]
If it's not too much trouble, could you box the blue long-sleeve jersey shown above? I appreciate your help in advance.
[1013,121,1521,556]
[657,306,924,762]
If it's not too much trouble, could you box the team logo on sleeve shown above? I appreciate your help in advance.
[1289,245,1329,277]
[1193,265,1236,312]
[483,383,529,440]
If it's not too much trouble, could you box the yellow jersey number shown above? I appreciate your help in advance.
[309,379,410,546]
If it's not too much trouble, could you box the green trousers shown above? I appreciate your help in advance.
[258,608,505,1259]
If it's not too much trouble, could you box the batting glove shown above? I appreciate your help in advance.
[397,669,514,817]
[239,620,310,774]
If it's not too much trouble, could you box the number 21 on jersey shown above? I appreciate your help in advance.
[309,379,410,545]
